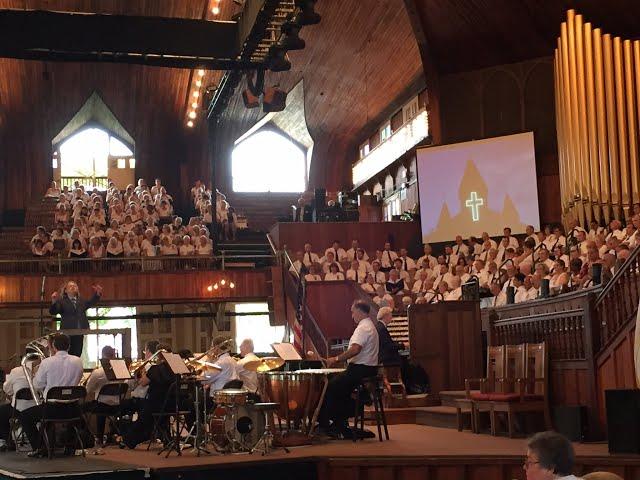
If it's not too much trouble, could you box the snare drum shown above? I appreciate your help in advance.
[213,388,248,406]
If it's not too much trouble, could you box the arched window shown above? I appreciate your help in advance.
[231,130,306,193]
[59,127,133,189]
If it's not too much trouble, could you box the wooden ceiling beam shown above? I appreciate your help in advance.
[0,9,247,69]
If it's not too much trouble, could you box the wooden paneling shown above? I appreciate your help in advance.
[304,281,359,341]
[409,302,483,394]
[0,270,271,306]
[270,221,423,258]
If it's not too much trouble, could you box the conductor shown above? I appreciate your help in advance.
[50,281,103,357]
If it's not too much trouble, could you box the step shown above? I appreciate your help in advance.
[439,390,476,408]
[415,405,471,430]
[406,393,439,408]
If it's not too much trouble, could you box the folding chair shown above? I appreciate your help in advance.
[40,386,88,459]
[10,388,35,452]
[147,380,192,457]
[89,382,129,444]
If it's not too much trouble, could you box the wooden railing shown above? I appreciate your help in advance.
[595,245,640,349]
[60,176,110,190]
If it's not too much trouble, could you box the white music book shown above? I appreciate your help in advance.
[110,359,132,380]
[271,343,302,361]
[162,352,190,375]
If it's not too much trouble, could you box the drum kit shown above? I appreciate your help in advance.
[189,355,345,455]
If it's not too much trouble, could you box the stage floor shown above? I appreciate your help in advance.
[0,425,637,480]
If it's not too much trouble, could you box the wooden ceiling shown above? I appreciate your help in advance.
[409,0,640,74]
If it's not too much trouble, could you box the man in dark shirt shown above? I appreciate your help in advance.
[375,306,402,366]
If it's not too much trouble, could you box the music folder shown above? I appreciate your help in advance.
[271,343,302,361]
[101,358,132,381]
[161,352,191,375]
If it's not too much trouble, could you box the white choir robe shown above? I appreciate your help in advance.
[501,277,515,294]
[361,282,379,294]
[443,272,457,286]
[324,272,345,281]
[459,273,471,284]
[373,294,394,308]
[588,227,606,241]
[526,287,540,301]
[578,241,589,256]
[346,269,367,283]
[356,260,372,273]
[324,247,348,262]
[514,286,529,303]
[302,251,320,267]
[469,244,483,257]
[416,254,437,270]
[445,254,459,267]
[380,250,398,268]
[628,230,640,249]
[422,291,437,303]
[525,234,540,246]
[503,236,519,250]
[478,270,492,288]
[304,274,322,282]
[398,270,411,284]
[491,291,507,307]
[605,229,626,242]
[445,287,462,301]
[412,279,428,294]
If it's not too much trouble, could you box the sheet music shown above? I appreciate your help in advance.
[110,359,132,380]
[271,343,302,361]
[162,352,190,375]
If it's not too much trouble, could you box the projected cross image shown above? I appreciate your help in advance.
[465,191,484,222]
[417,132,540,244]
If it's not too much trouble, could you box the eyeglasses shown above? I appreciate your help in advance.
[523,459,540,468]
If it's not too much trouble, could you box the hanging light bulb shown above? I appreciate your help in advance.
[213,283,219,290]
[193,91,200,98]
[207,284,213,292]
[196,79,202,87]
[191,101,198,109]
[188,111,197,119]
[198,69,205,76]
[229,282,235,289]
[220,279,226,286]
[187,120,194,128]
[211,6,220,14]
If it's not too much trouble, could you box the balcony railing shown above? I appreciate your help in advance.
[0,253,274,275]
[60,176,110,190]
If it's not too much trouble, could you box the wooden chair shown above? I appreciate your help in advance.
[490,344,526,437]
[465,345,506,434]
[491,342,551,437]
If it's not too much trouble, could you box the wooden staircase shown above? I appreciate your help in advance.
[0,197,58,258]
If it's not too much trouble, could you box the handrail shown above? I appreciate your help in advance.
[265,233,278,256]
[281,245,300,278]
[595,244,640,305]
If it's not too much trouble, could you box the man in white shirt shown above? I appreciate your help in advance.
[513,273,528,303]
[324,241,347,263]
[354,249,372,273]
[321,251,343,274]
[320,300,379,437]
[416,244,437,270]
[1,351,37,449]
[451,235,469,257]
[397,248,416,273]
[445,277,462,301]
[302,243,320,267]
[379,242,398,270]
[502,227,519,250]
[537,248,555,272]
[370,260,387,284]
[373,285,394,308]
[204,336,239,393]
[524,225,539,246]
[346,260,367,283]
[20,334,83,455]
[85,346,121,446]
[467,236,483,258]
[443,246,458,267]
[489,282,507,307]
[235,339,259,393]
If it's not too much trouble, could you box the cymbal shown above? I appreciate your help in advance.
[243,357,285,372]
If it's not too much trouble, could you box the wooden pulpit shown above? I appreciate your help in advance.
[408,301,482,396]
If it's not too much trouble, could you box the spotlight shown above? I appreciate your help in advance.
[293,0,321,25]
[263,86,287,112]
[268,47,291,72]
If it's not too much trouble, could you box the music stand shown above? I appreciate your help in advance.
[158,352,190,457]
[100,359,132,382]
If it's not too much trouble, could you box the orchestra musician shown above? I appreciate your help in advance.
[50,281,103,357]
[318,300,379,438]
[121,343,174,450]
[203,336,240,395]
[235,339,259,393]
[19,333,84,457]
[84,345,118,448]
[0,348,37,451]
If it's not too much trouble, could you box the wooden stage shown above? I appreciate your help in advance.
[1,425,638,480]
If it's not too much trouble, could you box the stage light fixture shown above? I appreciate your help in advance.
[293,0,321,25]
[268,47,291,72]
[263,86,287,112]
[278,21,305,50]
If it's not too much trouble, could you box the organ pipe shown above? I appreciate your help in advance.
[555,10,640,225]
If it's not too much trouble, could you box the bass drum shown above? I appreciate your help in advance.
[209,404,266,452]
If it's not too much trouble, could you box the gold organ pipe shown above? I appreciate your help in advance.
[555,50,569,212]
[603,33,621,219]
[624,39,640,207]
[584,22,602,223]
[567,10,586,226]
[613,36,630,218]
[575,14,593,223]
[593,27,611,224]
[561,21,576,214]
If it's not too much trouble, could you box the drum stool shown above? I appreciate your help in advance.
[352,375,389,442]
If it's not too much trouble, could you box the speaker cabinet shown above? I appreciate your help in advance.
[606,389,640,453]
[553,405,587,442]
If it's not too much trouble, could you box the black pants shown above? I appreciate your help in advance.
[69,335,84,357]
[318,364,378,429]
[18,403,81,451]
[84,401,119,440]
[0,404,13,442]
